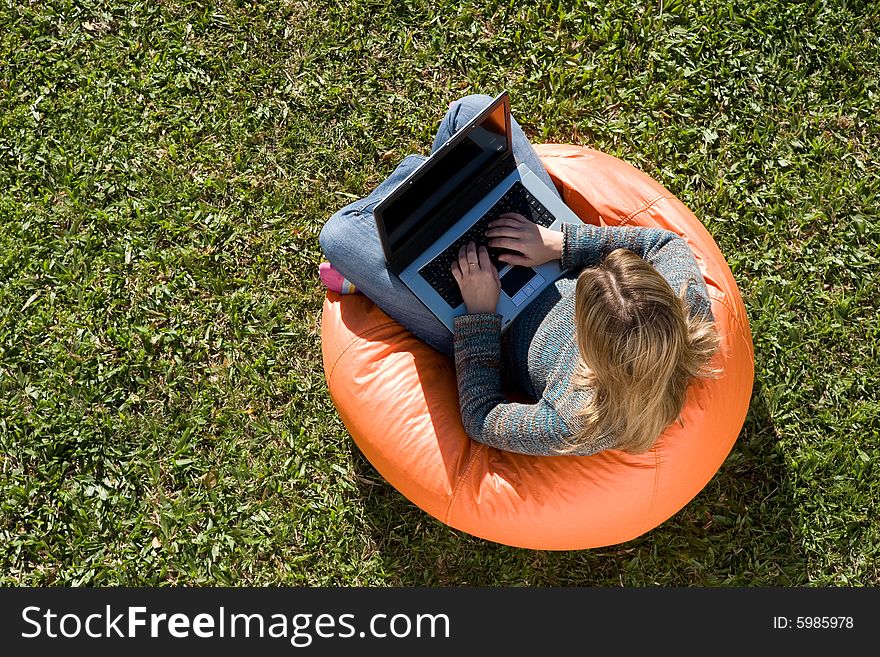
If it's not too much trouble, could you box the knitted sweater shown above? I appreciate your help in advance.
[452,222,714,456]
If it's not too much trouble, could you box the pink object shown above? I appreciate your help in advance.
[319,262,357,294]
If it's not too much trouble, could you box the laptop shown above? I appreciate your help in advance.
[372,91,583,333]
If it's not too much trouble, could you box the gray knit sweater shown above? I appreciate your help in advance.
[452,222,713,456]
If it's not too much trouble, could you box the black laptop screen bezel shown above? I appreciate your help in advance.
[372,91,513,273]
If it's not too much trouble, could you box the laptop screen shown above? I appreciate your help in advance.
[379,99,510,257]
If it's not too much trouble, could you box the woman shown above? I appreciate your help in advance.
[319,94,721,457]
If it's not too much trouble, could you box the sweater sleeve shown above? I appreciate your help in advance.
[453,313,577,455]
[561,222,714,321]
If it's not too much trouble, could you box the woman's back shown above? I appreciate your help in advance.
[453,222,716,457]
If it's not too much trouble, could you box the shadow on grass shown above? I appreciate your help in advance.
[350,374,805,586]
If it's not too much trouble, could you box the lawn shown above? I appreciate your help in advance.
[1,0,877,586]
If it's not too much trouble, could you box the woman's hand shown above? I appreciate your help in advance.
[450,241,500,315]
[485,212,563,267]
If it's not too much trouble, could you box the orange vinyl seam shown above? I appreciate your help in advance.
[445,445,485,525]
[706,290,752,358]
[325,320,402,386]
[617,193,669,226]
[635,446,662,537]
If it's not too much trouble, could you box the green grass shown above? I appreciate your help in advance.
[1,0,877,586]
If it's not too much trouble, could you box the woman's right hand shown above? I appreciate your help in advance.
[450,241,501,315]
[485,212,564,267]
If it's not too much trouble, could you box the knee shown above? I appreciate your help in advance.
[446,93,493,132]
[454,93,493,107]
[450,93,493,113]
[319,211,346,260]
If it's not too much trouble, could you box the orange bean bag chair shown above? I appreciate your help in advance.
[321,144,754,550]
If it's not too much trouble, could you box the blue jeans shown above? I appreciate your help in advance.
[319,94,562,357]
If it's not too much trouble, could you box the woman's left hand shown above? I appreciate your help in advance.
[450,241,500,315]
[485,212,563,267]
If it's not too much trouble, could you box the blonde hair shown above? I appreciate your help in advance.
[565,248,721,454]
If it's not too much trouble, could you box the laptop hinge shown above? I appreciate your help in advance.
[387,154,517,275]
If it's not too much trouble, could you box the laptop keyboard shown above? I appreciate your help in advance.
[418,181,555,308]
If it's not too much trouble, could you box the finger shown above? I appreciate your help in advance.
[487,237,523,252]
[484,225,522,239]
[498,252,531,266]
[457,244,469,269]
[450,260,462,283]
[478,245,493,270]
[488,215,526,230]
[499,212,528,223]
[466,241,478,268]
